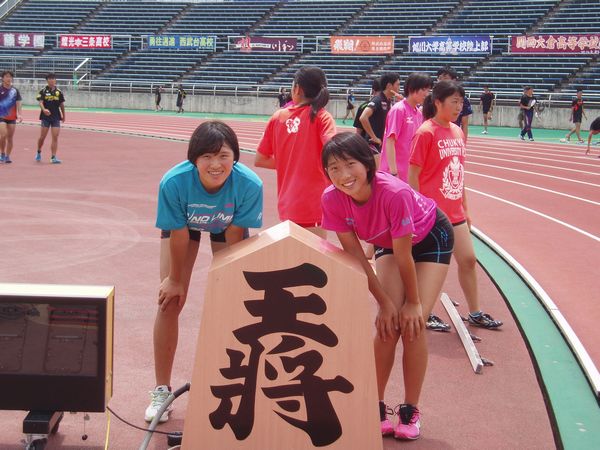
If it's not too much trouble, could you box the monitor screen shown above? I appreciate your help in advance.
[0,284,113,412]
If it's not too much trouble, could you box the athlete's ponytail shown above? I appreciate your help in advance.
[293,66,329,122]
[422,94,435,120]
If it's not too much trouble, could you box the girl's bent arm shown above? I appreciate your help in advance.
[159,227,189,310]
[408,164,422,191]
[392,235,424,341]
[224,224,246,246]
[254,151,276,169]
[336,231,399,340]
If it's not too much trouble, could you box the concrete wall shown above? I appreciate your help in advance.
[18,84,598,131]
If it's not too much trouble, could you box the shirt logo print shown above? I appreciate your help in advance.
[286,117,301,134]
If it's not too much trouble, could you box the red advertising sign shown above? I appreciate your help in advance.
[330,36,394,55]
[510,34,600,54]
[0,33,45,48]
[59,35,112,49]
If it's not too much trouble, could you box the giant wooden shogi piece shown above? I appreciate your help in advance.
[182,221,382,449]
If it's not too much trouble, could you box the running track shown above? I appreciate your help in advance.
[19,109,599,370]
[2,108,597,449]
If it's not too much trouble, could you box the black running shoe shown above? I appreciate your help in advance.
[468,312,503,329]
[426,314,451,332]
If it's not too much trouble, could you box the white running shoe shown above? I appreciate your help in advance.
[144,385,171,423]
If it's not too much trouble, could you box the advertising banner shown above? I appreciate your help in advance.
[233,36,298,52]
[330,36,394,54]
[59,35,112,49]
[148,35,216,49]
[409,35,492,54]
[510,34,600,54]
[0,33,45,48]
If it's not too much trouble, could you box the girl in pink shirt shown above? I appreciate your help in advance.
[409,81,503,331]
[255,66,336,237]
[321,132,454,441]
[381,72,432,181]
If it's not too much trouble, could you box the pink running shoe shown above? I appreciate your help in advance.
[379,401,394,436]
[394,404,421,440]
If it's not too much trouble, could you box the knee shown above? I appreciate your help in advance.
[457,254,477,271]
[156,300,185,319]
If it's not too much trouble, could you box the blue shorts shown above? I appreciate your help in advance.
[41,118,61,128]
[374,209,454,264]
[160,228,249,243]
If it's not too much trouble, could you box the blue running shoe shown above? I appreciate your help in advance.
[0,153,5,162]
[51,156,62,164]
[4,156,11,164]
[35,151,41,162]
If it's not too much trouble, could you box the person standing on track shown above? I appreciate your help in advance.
[585,117,600,156]
[35,73,65,164]
[0,70,23,164]
[381,72,432,181]
[154,85,163,111]
[479,86,495,135]
[145,121,263,423]
[437,66,472,142]
[562,89,587,144]
[321,132,454,441]
[359,72,400,168]
[409,80,503,332]
[519,86,537,142]
[255,65,336,238]
[175,84,186,113]
[354,78,380,135]
[343,88,355,123]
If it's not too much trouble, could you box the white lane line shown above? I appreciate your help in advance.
[468,148,600,168]
[470,154,599,175]
[469,143,591,159]
[466,171,600,206]
[468,161,600,188]
[467,188,600,243]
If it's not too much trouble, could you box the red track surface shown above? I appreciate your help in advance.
[1,109,596,449]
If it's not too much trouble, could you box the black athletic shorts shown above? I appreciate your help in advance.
[374,209,454,264]
[1,118,16,125]
[160,228,249,243]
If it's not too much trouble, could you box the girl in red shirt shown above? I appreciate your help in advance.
[409,81,503,330]
[255,66,336,237]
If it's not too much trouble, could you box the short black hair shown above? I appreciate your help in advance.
[404,72,433,97]
[371,78,381,93]
[322,132,376,183]
[437,66,458,80]
[187,121,240,164]
[422,80,466,120]
[1,70,14,78]
[380,72,400,91]
[576,88,583,93]
[45,73,56,80]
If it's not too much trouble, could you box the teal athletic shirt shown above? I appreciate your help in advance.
[156,160,263,234]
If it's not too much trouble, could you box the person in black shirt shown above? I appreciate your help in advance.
[342,89,355,123]
[0,70,23,164]
[519,86,537,141]
[585,117,600,156]
[353,78,380,134]
[176,84,186,113]
[479,86,495,134]
[277,87,289,108]
[35,73,65,164]
[359,72,400,167]
[562,89,587,143]
[154,85,163,111]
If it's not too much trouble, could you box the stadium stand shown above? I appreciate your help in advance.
[0,0,598,99]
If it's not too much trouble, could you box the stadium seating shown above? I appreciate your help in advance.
[0,0,598,98]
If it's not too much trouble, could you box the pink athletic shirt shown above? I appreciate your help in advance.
[410,119,466,224]
[321,171,437,249]
[381,99,423,182]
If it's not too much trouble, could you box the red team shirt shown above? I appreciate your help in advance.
[410,119,467,224]
[257,104,336,224]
